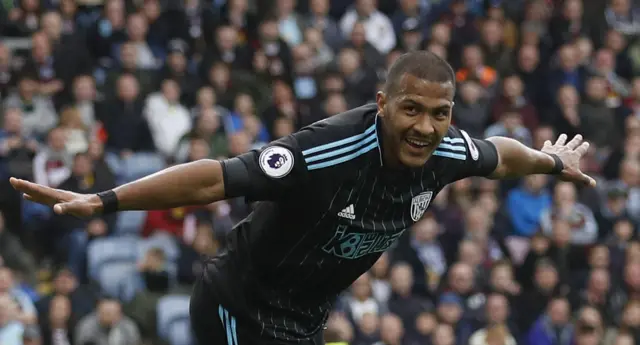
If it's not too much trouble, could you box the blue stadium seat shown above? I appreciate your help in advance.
[121,153,167,182]
[87,237,139,281]
[157,295,192,345]
[167,317,192,345]
[116,211,147,235]
[97,260,138,298]
[117,273,144,303]
[138,233,180,261]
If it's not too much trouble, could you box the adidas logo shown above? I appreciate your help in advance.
[338,204,356,220]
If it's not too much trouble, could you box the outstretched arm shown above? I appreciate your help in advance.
[11,132,313,217]
[486,134,596,186]
[10,159,226,216]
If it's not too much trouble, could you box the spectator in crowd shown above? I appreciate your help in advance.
[507,174,552,237]
[74,297,140,345]
[453,81,490,139]
[41,294,75,345]
[386,262,431,334]
[0,266,36,324]
[4,74,57,140]
[0,44,16,99]
[527,296,574,345]
[143,79,191,159]
[0,211,36,284]
[0,293,24,345]
[540,181,598,245]
[394,216,446,298]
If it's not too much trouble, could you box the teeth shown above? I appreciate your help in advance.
[407,139,429,147]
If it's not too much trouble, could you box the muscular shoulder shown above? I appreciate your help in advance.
[221,104,381,201]
[293,103,381,172]
[431,125,498,183]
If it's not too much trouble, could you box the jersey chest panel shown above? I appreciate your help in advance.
[313,165,439,260]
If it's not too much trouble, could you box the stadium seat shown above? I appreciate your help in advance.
[157,295,192,345]
[87,237,139,281]
[138,233,180,261]
[97,260,138,298]
[116,211,147,235]
[117,273,144,303]
[121,153,166,182]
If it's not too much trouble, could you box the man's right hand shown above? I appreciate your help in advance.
[9,178,103,217]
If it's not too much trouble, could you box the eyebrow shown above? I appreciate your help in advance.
[400,99,452,112]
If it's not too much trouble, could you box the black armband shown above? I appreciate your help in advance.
[547,153,564,175]
[97,190,119,214]
[221,157,251,198]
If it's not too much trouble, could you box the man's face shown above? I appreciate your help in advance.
[486,295,508,323]
[42,13,62,41]
[390,265,413,294]
[73,155,92,176]
[518,45,539,71]
[377,74,454,168]
[356,0,375,15]
[437,303,462,324]
[535,266,558,290]
[310,0,328,14]
[548,299,569,325]
[74,77,95,102]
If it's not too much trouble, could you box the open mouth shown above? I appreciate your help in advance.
[405,138,431,150]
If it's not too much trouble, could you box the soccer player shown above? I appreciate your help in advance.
[10,51,595,345]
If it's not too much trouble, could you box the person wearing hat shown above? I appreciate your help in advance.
[398,17,425,52]
[595,181,632,239]
[158,39,199,106]
[436,292,474,345]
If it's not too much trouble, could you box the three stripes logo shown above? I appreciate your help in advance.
[302,124,378,171]
[338,204,356,220]
[433,136,468,161]
[218,305,239,345]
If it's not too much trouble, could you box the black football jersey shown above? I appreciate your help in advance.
[207,103,498,342]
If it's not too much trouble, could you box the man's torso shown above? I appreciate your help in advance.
[204,103,493,341]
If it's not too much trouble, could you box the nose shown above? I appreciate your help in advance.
[412,114,436,136]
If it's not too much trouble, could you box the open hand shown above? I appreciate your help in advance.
[541,134,596,187]
[9,178,102,217]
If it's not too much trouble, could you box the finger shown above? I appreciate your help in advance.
[582,173,597,187]
[53,203,65,215]
[11,178,68,204]
[543,140,553,148]
[566,134,583,150]
[555,134,568,146]
[23,192,53,205]
[575,141,590,156]
[10,178,56,197]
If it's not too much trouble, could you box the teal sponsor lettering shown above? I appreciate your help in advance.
[322,225,405,259]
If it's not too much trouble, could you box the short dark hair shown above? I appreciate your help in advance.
[383,50,456,97]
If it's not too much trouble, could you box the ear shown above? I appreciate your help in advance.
[376,91,387,117]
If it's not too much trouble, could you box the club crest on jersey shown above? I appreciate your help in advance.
[411,191,433,221]
[259,146,294,178]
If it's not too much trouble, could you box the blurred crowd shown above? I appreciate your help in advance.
[1,0,640,344]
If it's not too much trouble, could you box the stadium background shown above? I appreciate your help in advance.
[1,0,640,344]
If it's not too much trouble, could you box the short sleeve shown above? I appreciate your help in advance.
[450,129,499,181]
[220,120,359,201]
[221,134,309,201]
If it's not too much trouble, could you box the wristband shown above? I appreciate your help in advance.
[548,153,564,175]
[97,190,119,214]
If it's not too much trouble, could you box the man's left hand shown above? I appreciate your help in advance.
[541,134,596,187]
